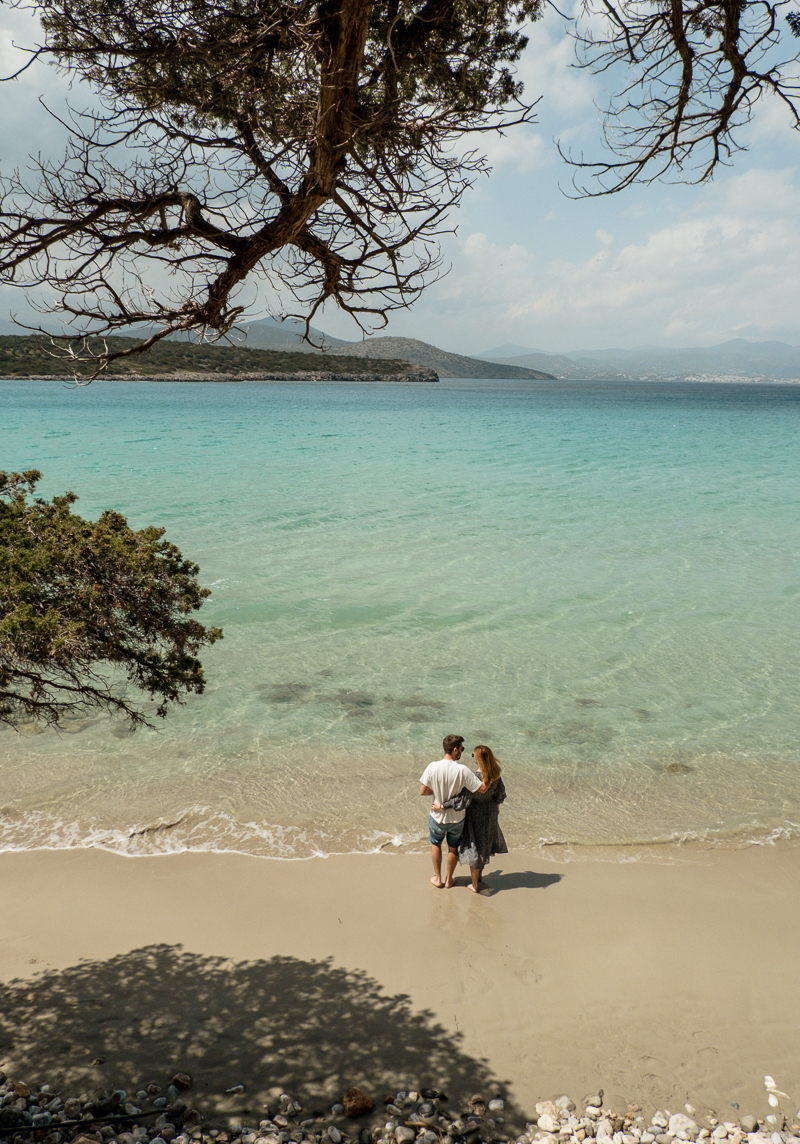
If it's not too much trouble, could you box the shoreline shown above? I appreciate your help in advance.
[2,845,799,1126]
[5,369,439,383]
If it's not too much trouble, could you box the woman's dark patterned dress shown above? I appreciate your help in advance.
[458,773,508,869]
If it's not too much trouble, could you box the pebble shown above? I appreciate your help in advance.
[668,1117,699,1137]
[1,1071,795,1144]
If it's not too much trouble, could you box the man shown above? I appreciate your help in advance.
[419,734,487,888]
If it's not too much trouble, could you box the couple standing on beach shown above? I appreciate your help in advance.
[419,733,508,892]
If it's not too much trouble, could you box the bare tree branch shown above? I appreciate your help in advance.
[565,0,800,194]
[0,0,543,373]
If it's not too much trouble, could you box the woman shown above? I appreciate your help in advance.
[435,744,508,892]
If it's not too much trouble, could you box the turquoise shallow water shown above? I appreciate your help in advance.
[2,376,800,857]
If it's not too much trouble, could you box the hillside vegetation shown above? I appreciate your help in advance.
[329,336,556,379]
[0,335,415,378]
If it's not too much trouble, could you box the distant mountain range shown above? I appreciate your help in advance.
[3,313,799,380]
[476,339,800,381]
[238,321,556,378]
[242,322,800,380]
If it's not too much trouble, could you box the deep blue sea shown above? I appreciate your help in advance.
[3,376,800,857]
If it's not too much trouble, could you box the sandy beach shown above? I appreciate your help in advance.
[1,845,799,1130]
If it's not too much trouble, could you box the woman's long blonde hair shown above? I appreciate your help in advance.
[473,745,501,785]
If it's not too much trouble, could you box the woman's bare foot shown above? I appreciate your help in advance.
[469,883,479,893]
[430,876,444,888]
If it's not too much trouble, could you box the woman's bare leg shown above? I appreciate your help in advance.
[469,865,483,892]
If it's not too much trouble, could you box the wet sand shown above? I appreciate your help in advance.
[1,845,798,1128]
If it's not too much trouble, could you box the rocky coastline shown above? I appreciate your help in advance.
[11,368,439,383]
[2,1074,798,1144]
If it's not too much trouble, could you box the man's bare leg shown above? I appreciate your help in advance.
[430,843,444,887]
[444,846,459,888]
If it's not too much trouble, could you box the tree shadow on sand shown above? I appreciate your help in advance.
[0,945,525,1128]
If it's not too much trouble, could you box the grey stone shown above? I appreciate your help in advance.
[740,1120,759,1135]
[329,1129,342,1143]
[396,1129,416,1144]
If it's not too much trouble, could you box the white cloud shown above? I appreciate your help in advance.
[478,128,551,174]
[365,166,800,353]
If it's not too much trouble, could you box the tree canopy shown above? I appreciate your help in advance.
[0,0,541,373]
[0,470,222,730]
[1,0,800,371]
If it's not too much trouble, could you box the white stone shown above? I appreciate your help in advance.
[539,1116,560,1133]
[329,1129,342,1144]
[586,1110,602,1121]
[538,1106,561,1121]
[669,1117,699,1137]
[641,1135,655,1143]
[652,1118,669,1131]
[557,1100,577,1115]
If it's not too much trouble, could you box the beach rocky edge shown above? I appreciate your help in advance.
[2,1074,798,1144]
[13,368,439,383]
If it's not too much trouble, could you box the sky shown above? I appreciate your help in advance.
[2,3,800,355]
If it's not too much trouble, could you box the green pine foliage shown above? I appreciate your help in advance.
[0,471,222,730]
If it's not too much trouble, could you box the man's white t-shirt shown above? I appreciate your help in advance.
[419,757,483,824]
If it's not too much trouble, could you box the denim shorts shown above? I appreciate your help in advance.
[428,815,465,849]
